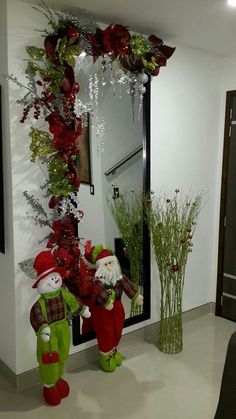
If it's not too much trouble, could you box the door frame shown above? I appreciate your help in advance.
[216,90,236,316]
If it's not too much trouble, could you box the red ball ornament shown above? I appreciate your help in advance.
[67,93,75,103]
[73,82,80,93]
[68,172,75,183]
[172,264,179,272]
[67,28,80,38]
[166,199,171,203]
[48,196,60,209]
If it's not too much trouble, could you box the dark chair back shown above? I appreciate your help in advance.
[214,331,236,419]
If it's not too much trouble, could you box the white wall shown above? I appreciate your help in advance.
[1,0,226,375]
[151,45,224,320]
[0,0,16,372]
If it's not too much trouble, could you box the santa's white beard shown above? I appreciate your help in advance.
[95,261,122,286]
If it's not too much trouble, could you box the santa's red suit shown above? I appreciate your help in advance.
[84,245,143,372]
[92,274,139,353]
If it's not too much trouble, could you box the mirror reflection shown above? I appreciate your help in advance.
[71,57,148,338]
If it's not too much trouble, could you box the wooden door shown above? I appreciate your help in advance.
[216,90,236,320]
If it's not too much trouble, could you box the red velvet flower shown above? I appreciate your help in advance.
[102,24,130,57]
[47,220,63,248]
[148,35,163,48]
[53,247,75,268]
[119,55,144,73]
[46,112,82,153]
[44,35,58,62]
[47,218,77,248]
[63,219,76,237]
[148,35,176,60]
[147,35,175,75]
[48,196,60,209]
[68,161,80,188]
[87,31,103,62]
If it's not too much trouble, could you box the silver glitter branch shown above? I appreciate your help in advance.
[23,191,49,227]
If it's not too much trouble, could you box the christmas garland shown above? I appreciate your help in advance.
[15,2,175,294]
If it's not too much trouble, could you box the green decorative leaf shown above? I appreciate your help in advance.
[62,45,82,67]
[64,55,76,67]
[66,45,82,56]
[58,36,67,63]
[26,61,39,76]
[29,128,54,162]
[26,46,45,60]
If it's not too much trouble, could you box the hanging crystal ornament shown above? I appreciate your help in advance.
[74,53,93,75]
[95,117,105,155]
[81,112,89,128]
[74,53,149,155]
[58,192,84,222]
[101,55,107,87]
[137,72,148,119]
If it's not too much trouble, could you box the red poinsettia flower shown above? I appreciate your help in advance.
[47,218,77,249]
[63,218,76,237]
[119,54,144,73]
[148,35,163,48]
[47,220,63,248]
[148,35,176,59]
[48,195,60,209]
[102,24,130,57]
[46,112,82,153]
[53,247,75,268]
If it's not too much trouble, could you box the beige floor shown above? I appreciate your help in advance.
[0,313,235,419]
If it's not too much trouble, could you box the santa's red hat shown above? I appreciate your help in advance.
[84,244,116,268]
[32,251,66,288]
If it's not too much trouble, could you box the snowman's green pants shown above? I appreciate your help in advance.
[36,319,71,386]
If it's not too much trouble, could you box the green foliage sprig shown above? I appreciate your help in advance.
[145,188,203,353]
[145,189,203,278]
[108,191,143,286]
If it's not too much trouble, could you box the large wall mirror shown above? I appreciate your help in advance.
[72,57,151,345]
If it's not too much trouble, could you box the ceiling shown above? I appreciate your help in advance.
[21,0,236,56]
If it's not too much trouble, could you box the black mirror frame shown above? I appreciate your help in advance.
[72,78,151,345]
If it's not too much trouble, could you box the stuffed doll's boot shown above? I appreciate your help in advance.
[99,352,116,372]
[43,385,61,406]
[56,378,70,398]
[112,348,123,366]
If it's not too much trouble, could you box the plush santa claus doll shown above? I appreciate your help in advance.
[30,251,91,406]
[84,245,143,373]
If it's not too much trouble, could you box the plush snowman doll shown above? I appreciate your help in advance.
[30,251,91,406]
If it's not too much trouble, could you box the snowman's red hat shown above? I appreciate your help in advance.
[32,251,66,288]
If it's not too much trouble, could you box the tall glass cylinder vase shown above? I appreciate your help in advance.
[158,271,184,354]
[145,189,203,355]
